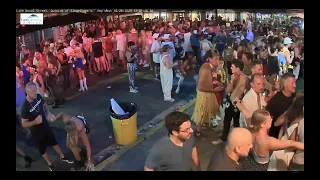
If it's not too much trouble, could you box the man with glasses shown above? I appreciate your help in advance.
[144,112,200,171]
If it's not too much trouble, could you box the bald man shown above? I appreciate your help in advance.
[207,128,252,171]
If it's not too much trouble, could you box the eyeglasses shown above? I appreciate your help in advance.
[180,127,192,133]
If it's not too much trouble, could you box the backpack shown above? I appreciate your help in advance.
[223,47,233,61]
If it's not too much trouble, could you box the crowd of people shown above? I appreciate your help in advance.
[143,17,304,171]
[16,15,304,171]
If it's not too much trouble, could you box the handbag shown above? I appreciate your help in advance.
[267,123,298,171]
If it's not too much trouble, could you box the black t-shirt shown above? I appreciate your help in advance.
[92,41,103,58]
[267,55,280,75]
[207,143,241,171]
[208,32,216,43]
[76,35,83,44]
[266,91,295,138]
[20,94,50,134]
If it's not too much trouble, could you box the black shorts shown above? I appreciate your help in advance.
[33,129,58,155]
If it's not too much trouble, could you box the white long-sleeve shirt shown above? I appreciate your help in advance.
[151,40,161,63]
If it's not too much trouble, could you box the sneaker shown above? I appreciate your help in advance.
[134,86,138,90]
[24,156,34,168]
[60,156,74,164]
[175,88,180,94]
[143,64,149,68]
[212,139,223,145]
[48,164,55,171]
[79,88,84,92]
[130,88,139,93]
[215,116,222,121]
[84,86,88,91]
[154,77,160,81]
[164,98,175,102]
[211,120,218,128]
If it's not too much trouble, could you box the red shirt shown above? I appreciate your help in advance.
[105,37,113,53]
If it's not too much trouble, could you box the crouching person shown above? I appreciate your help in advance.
[51,112,92,170]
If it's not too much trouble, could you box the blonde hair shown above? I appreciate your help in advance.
[249,109,270,132]
[65,121,78,148]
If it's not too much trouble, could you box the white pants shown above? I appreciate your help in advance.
[160,71,173,100]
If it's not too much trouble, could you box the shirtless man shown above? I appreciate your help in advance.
[213,59,246,144]
[193,49,224,138]
[51,112,92,171]
[175,52,198,94]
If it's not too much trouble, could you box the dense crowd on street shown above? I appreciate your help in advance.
[16,14,304,171]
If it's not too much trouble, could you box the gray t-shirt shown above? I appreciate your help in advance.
[145,135,195,171]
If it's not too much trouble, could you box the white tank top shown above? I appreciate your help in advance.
[160,54,172,74]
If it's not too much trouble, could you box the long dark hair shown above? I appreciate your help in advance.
[285,91,304,127]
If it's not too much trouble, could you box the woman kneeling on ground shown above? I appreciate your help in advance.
[50,112,92,170]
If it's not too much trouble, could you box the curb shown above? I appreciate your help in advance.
[94,98,196,171]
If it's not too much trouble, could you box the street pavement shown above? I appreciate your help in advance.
[16,69,198,171]
[103,105,226,171]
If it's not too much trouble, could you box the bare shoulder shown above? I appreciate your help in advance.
[199,63,210,72]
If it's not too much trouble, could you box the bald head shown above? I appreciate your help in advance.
[227,128,251,148]
[226,128,252,157]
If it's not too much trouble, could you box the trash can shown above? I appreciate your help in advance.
[109,102,138,146]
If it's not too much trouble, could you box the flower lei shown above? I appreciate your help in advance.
[217,68,227,84]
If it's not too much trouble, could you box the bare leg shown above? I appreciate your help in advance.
[95,58,101,72]
[42,152,53,165]
[69,146,81,161]
[52,145,65,158]
[16,146,26,156]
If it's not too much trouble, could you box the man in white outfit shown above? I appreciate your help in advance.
[183,29,192,56]
[151,33,161,80]
[160,45,178,102]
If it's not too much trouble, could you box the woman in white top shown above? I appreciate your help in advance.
[160,45,178,102]
[274,91,304,171]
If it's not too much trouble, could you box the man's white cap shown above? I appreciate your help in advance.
[175,31,180,36]
[49,43,54,48]
[153,33,159,39]
[58,39,62,43]
[163,34,171,40]
[193,30,198,34]
[168,22,173,26]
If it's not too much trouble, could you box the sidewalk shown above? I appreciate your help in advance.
[103,105,226,171]
[16,72,198,171]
